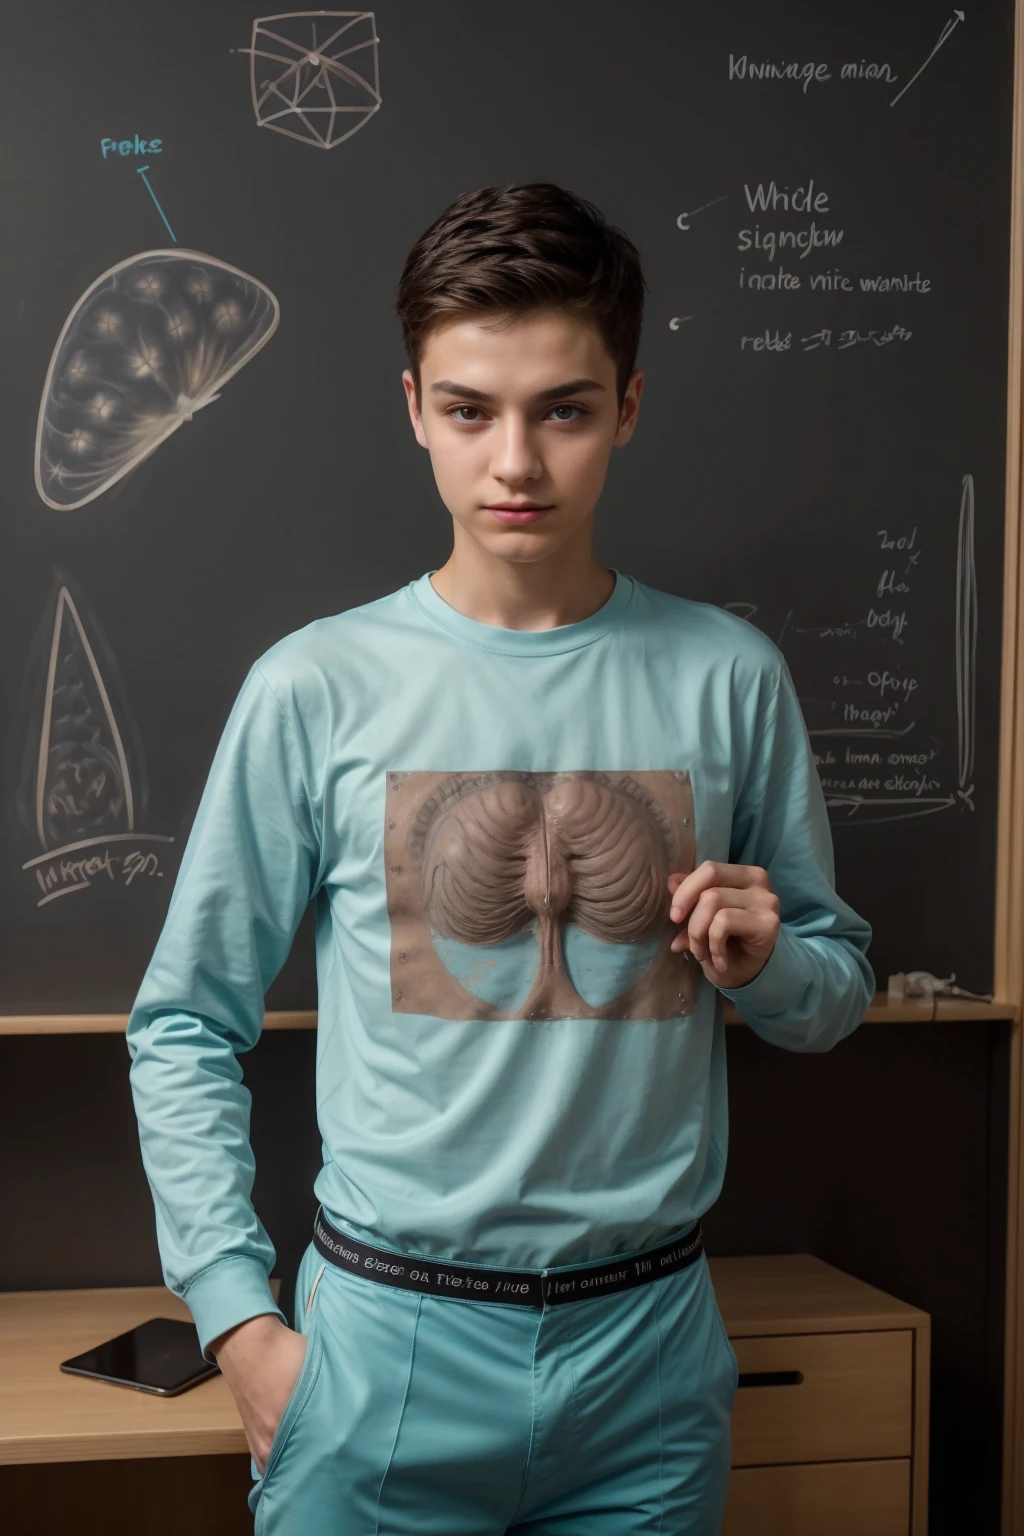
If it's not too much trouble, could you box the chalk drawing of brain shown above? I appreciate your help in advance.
[243,11,381,149]
[35,250,280,510]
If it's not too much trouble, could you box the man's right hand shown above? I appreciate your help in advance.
[209,1314,309,1475]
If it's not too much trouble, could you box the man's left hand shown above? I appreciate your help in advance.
[667,860,780,989]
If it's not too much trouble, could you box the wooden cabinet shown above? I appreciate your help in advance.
[725,1461,911,1536]
[710,1254,930,1536]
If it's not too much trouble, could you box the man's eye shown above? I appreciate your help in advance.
[447,402,586,425]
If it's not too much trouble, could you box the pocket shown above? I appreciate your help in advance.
[256,1271,327,1491]
[702,1258,740,1397]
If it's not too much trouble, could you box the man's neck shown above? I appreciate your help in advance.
[429,537,616,634]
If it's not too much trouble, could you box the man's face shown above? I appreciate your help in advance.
[402,307,643,563]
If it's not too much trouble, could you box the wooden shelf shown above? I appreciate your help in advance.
[0,1011,317,1036]
[0,992,1016,1036]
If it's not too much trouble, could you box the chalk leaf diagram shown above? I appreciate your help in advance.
[35,251,280,510]
[241,11,381,149]
[20,580,174,908]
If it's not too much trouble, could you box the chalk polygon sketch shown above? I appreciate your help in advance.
[35,251,280,511]
[242,11,381,149]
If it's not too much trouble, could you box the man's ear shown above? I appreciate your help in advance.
[402,368,429,449]
[613,370,644,447]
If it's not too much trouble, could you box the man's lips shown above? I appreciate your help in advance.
[485,503,554,522]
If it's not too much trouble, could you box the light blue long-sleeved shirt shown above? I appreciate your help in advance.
[126,568,873,1359]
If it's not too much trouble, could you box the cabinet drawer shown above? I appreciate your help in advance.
[730,1329,913,1465]
[721,1458,910,1536]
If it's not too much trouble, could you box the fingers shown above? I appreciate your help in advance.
[703,907,779,972]
[669,879,780,957]
[668,860,772,926]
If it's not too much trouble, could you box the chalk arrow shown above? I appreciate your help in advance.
[676,194,727,231]
[825,793,957,822]
[890,10,965,106]
[136,165,177,243]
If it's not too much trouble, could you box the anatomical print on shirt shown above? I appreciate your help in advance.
[384,769,698,1022]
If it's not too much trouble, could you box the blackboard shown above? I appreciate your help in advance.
[0,0,1015,1012]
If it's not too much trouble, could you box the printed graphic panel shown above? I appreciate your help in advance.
[385,769,698,1022]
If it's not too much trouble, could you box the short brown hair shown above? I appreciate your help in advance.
[395,182,646,407]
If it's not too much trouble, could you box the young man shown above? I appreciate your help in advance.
[127,182,873,1535]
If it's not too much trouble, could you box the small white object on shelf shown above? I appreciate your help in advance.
[886,970,993,1009]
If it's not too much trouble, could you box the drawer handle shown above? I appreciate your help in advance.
[737,1370,805,1389]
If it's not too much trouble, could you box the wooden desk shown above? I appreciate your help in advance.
[0,1284,261,1464]
[0,1283,274,1535]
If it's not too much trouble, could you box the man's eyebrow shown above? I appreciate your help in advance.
[428,378,607,403]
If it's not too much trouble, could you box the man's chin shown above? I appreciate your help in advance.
[448,509,596,564]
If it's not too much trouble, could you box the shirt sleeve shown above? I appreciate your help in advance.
[716,655,875,1051]
[125,661,323,1360]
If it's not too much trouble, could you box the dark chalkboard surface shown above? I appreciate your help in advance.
[0,0,1015,1012]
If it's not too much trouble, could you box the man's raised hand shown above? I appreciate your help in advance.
[667,860,780,990]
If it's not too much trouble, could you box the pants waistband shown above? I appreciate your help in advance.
[312,1206,704,1309]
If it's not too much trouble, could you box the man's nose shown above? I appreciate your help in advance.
[490,417,543,484]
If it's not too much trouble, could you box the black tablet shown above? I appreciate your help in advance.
[59,1316,220,1396]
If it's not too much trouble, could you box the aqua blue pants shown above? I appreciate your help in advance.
[248,1226,739,1534]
